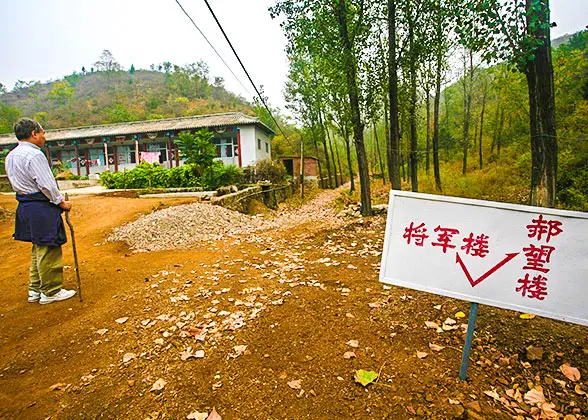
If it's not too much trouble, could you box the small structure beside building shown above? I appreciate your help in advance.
[0,112,274,176]
[280,156,319,180]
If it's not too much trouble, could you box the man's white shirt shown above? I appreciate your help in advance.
[5,142,64,204]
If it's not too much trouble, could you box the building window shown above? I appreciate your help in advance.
[258,138,261,150]
[265,142,269,153]
[213,137,238,158]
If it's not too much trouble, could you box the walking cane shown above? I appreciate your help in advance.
[64,193,82,301]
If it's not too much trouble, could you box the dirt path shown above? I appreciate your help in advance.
[0,190,586,420]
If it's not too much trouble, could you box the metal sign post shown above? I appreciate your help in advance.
[459,302,479,380]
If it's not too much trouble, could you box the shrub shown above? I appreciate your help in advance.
[168,164,199,188]
[201,162,244,190]
[244,158,287,184]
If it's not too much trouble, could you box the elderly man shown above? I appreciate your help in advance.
[5,118,76,304]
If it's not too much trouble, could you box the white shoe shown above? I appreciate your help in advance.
[28,290,41,303]
[39,289,76,305]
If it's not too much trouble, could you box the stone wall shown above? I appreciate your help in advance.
[211,182,295,214]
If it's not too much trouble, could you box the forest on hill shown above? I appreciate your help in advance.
[268,1,588,213]
[0,50,253,132]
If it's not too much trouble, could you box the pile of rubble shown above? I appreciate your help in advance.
[107,186,360,252]
[107,202,265,251]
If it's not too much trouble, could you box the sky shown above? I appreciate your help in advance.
[0,0,586,114]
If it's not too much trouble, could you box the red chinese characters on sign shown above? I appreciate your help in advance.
[526,215,563,243]
[403,222,491,257]
[403,222,429,246]
[431,226,460,253]
[461,233,490,258]
[516,215,563,300]
[522,244,555,273]
[516,273,548,300]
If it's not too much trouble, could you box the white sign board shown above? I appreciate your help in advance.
[379,191,588,327]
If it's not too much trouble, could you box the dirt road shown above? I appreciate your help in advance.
[0,190,585,419]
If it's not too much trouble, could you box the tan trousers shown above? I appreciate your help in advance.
[30,244,63,296]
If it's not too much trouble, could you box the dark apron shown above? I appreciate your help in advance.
[14,192,67,247]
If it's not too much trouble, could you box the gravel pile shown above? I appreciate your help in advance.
[108,187,349,252]
[108,203,265,252]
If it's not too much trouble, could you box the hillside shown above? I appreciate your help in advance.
[0,65,254,133]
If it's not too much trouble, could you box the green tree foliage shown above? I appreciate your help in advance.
[0,103,21,134]
[48,81,74,104]
[173,129,216,176]
[99,161,242,190]
[0,62,252,129]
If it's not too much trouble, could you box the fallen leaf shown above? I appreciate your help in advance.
[448,398,461,405]
[181,348,195,361]
[186,411,208,420]
[433,305,442,310]
[150,378,167,393]
[560,364,581,382]
[424,321,439,329]
[115,317,129,324]
[154,338,164,346]
[406,406,416,415]
[484,390,500,400]
[520,313,536,319]
[207,407,222,420]
[444,317,456,325]
[429,343,445,352]
[232,345,247,357]
[96,328,108,336]
[288,379,302,390]
[524,388,546,406]
[526,345,544,361]
[343,351,356,359]
[49,383,70,391]
[416,351,429,359]
[122,353,136,363]
[455,311,466,319]
[354,369,378,386]
[194,350,205,359]
[540,402,558,419]
[346,340,359,348]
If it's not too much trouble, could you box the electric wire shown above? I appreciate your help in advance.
[201,0,291,141]
[173,0,251,96]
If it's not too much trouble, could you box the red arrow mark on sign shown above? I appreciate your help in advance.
[455,252,519,287]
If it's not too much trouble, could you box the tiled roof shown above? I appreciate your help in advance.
[0,112,274,146]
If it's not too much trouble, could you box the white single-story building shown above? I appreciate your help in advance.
[0,112,274,175]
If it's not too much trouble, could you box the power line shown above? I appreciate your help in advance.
[201,0,291,142]
[173,0,251,95]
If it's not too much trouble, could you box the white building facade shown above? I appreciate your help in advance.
[0,112,274,175]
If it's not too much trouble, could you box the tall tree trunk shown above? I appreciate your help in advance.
[425,90,431,174]
[526,0,557,207]
[334,136,344,186]
[408,8,418,192]
[335,0,371,215]
[387,0,401,190]
[432,21,443,191]
[383,95,391,179]
[312,129,324,187]
[326,127,340,187]
[318,109,333,188]
[344,129,355,192]
[479,80,487,169]
[373,121,386,184]
[497,107,504,155]
[462,50,473,175]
